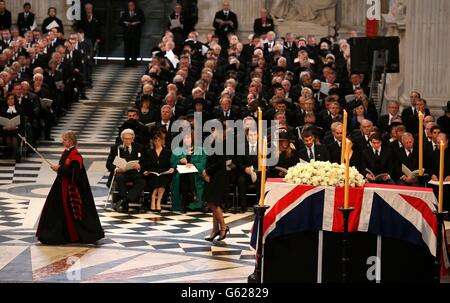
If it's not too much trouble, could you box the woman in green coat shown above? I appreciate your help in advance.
[170,132,206,212]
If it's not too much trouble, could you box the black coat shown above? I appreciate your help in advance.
[106,142,144,186]
[76,15,102,42]
[0,9,11,30]
[142,147,172,189]
[36,147,104,244]
[213,10,238,44]
[253,17,274,35]
[119,9,146,37]
[299,144,331,162]
[203,141,229,205]
[361,147,394,177]
[42,16,64,34]
[17,12,35,36]
[394,147,419,180]
[401,107,431,134]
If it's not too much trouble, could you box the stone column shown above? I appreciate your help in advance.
[399,0,450,114]
[338,0,367,38]
[7,0,72,34]
[196,0,264,43]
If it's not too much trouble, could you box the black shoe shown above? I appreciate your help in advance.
[80,94,89,100]
[204,230,220,241]
[248,271,258,283]
[114,199,126,213]
[44,137,55,141]
[217,226,230,241]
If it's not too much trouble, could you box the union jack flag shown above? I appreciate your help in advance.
[250,180,449,273]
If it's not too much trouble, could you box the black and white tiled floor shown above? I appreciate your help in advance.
[0,63,256,283]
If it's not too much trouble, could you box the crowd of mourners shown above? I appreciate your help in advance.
[109,2,450,216]
[0,1,99,162]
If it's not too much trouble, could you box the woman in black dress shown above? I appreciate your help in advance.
[202,125,230,241]
[36,131,104,244]
[271,132,299,178]
[143,132,173,212]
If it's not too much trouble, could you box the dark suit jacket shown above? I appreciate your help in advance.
[299,144,330,162]
[253,17,274,35]
[401,107,431,133]
[394,147,419,180]
[119,9,146,36]
[76,15,102,42]
[377,114,400,135]
[17,12,35,36]
[42,16,64,34]
[361,147,393,177]
[0,9,11,30]
[327,141,342,164]
[235,142,258,173]
[430,148,450,178]
[213,10,238,42]
[106,142,144,186]
[214,108,239,121]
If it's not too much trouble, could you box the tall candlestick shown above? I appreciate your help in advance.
[438,140,445,213]
[418,111,424,176]
[341,110,348,164]
[258,107,262,171]
[344,139,352,209]
[259,137,268,207]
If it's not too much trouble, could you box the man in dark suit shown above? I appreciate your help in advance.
[388,124,406,155]
[117,108,150,146]
[76,3,102,47]
[119,1,146,66]
[0,1,11,30]
[299,129,330,162]
[17,2,35,36]
[352,119,374,154]
[214,96,239,121]
[168,3,189,51]
[394,133,421,186]
[235,128,259,213]
[327,122,343,164]
[213,0,238,47]
[401,92,431,133]
[253,7,274,36]
[378,100,401,135]
[106,128,146,213]
[155,105,176,146]
[361,133,395,184]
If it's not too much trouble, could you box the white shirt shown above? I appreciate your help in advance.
[405,148,413,157]
[373,148,381,156]
[7,106,17,114]
[249,144,257,155]
[161,120,170,131]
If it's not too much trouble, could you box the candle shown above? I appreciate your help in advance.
[341,110,348,164]
[258,107,262,171]
[418,111,424,176]
[344,139,352,209]
[438,140,445,213]
[259,137,268,207]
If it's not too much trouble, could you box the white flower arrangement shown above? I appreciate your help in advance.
[283,161,366,187]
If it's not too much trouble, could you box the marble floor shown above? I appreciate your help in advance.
[0,63,448,283]
[0,64,256,283]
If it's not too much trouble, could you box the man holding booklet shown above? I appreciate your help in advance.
[106,129,145,213]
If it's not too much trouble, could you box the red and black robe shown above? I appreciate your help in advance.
[36,147,104,244]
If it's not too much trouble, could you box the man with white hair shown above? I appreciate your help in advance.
[253,7,274,36]
[106,128,146,213]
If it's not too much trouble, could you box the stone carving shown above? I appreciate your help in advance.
[385,0,407,23]
[270,0,336,26]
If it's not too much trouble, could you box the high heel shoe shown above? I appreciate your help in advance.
[217,226,230,241]
[204,230,220,241]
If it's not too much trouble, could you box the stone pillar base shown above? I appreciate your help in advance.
[275,20,331,38]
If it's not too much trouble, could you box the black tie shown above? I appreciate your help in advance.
[375,150,379,157]
[309,148,314,160]
[251,146,256,155]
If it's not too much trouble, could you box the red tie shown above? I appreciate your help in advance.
[176,14,179,19]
